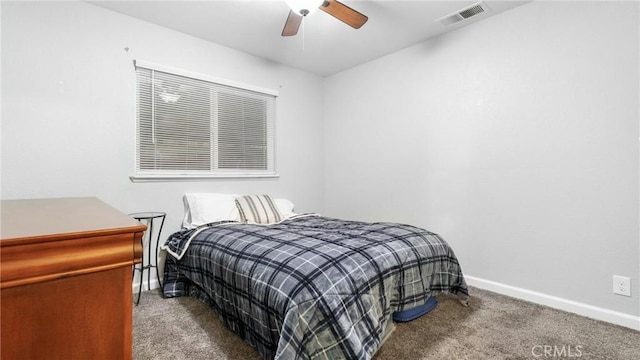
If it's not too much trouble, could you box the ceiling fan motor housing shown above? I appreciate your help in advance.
[286,0,324,16]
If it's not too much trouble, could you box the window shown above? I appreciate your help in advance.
[132,61,277,180]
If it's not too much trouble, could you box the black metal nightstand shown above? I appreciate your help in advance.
[129,212,166,305]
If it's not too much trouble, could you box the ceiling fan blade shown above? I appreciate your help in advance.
[319,0,368,29]
[282,10,303,36]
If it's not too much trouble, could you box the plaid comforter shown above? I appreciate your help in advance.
[163,215,469,360]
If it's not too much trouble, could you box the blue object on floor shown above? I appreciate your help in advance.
[392,296,438,322]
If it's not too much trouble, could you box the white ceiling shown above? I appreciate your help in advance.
[91,0,529,77]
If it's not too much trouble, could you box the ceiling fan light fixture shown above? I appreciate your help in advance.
[285,0,324,16]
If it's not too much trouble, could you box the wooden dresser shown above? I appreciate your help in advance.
[0,197,146,360]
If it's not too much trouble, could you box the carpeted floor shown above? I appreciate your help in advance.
[133,287,639,359]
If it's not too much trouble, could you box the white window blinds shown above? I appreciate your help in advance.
[134,61,277,179]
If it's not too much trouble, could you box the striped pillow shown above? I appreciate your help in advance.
[235,195,283,225]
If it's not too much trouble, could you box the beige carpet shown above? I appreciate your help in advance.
[133,287,639,359]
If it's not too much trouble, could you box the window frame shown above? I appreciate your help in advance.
[130,60,278,182]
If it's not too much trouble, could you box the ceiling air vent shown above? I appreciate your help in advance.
[437,2,488,26]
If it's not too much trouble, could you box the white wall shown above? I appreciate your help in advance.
[1,1,325,288]
[323,0,639,325]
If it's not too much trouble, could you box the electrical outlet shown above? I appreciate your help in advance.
[613,275,631,297]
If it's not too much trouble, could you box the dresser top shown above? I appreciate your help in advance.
[1,197,147,244]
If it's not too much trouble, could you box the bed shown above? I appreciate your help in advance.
[162,194,469,360]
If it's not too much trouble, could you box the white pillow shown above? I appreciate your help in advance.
[182,194,297,229]
[274,198,296,218]
[182,193,239,229]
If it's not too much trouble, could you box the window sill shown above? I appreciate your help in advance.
[129,173,280,182]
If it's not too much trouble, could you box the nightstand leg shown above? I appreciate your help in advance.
[154,216,166,292]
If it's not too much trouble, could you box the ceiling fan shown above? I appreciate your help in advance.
[282,0,368,37]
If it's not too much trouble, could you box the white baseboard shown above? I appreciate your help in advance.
[465,275,640,331]
[132,278,161,294]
